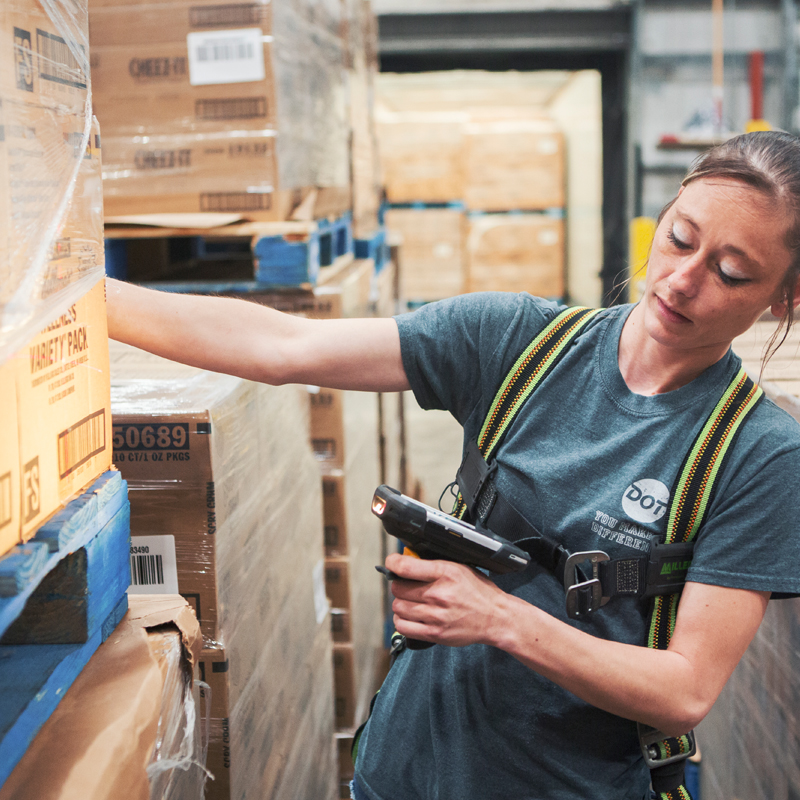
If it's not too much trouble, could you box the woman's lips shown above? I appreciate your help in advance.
[656,295,691,324]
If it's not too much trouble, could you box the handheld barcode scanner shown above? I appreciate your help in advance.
[371,485,530,649]
[371,485,531,574]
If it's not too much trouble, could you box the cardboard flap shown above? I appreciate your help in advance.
[126,594,203,667]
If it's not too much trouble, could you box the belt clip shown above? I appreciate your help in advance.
[563,550,610,620]
[637,723,697,769]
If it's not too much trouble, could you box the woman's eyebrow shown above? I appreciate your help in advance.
[674,210,699,232]
[675,209,762,267]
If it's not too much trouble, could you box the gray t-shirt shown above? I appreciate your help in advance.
[355,293,800,800]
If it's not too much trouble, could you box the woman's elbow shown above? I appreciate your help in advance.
[655,695,714,738]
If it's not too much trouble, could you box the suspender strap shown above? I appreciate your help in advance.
[453,306,601,523]
[644,367,763,799]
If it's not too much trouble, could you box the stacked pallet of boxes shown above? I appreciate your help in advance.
[88,0,350,219]
[109,347,337,800]
[344,0,382,243]
[0,4,210,796]
[691,324,800,799]
[378,71,604,306]
[226,261,389,796]
[0,0,124,785]
[0,0,112,637]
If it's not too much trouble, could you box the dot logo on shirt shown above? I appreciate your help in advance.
[622,479,670,524]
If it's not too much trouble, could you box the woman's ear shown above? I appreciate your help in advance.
[770,273,800,318]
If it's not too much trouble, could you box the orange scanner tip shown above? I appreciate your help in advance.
[403,547,420,559]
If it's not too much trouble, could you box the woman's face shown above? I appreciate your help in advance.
[642,177,795,360]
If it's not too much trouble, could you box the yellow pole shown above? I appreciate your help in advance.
[629,217,657,303]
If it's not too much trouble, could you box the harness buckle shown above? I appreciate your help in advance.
[637,723,697,769]
[563,551,610,619]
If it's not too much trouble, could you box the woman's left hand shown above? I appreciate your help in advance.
[385,551,510,647]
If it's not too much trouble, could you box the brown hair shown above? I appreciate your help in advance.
[659,131,800,372]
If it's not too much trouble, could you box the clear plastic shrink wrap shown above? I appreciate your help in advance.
[146,629,209,800]
[89,0,349,216]
[698,598,800,800]
[110,345,337,800]
[0,0,104,364]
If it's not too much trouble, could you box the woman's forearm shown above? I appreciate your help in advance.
[106,278,305,381]
[105,278,410,391]
[387,554,768,736]
[488,581,767,735]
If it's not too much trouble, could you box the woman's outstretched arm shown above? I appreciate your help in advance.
[106,278,410,392]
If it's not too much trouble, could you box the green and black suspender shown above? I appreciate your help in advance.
[451,306,764,799]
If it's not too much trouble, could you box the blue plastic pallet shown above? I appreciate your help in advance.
[0,471,129,637]
[354,227,389,273]
[105,212,354,288]
[0,471,131,785]
[385,201,466,211]
[254,212,353,286]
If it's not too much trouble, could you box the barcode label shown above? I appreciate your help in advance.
[128,535,179,594]
[36,28,86,89]
[195,96,267,121]
[187,28,265,86]
[58,409,106,479]
[131,554,163,586]
[312,560,329,625]
[200,191,271,212]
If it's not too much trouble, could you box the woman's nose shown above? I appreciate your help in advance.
[667,256,704,297]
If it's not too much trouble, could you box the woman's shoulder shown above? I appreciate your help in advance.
[746,390,800,453]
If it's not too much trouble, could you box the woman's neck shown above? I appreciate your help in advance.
[618,305,727,395]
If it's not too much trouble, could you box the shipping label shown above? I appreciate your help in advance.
[187,28,266,86]
[128,534,180,594]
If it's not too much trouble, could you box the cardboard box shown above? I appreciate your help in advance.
[333,643,356,729]
[0,103,105,365]
[323,471,348,556]
[331,608,352,643]
[0,5,88,114]
[88,0,272,46]
[462,119,565,212]
[198,590,336,800]
[335,731,355,782]
[384,206,466,301]
[89,0,350,220]
[90,41,277,134]
[376,112,465,203]
[0,279,113,546]
[466,213,565,297]
[100,131,278,211]
[325,556,351,611]
[110,348,324,649]
[0,595,203,800]
[310,388,346,466]
[0,373,21,556]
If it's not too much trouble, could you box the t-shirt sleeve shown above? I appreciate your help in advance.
[394,292,560,425]
[687,409,800,597]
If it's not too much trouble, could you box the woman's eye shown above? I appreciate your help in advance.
[667,229,691,250]
[718,267,748,287]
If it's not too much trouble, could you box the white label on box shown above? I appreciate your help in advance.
[187,28,266,86]
[128,535,180,594]
[312,559,330,625]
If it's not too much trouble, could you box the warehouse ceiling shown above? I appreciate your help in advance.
[377,7,631,55]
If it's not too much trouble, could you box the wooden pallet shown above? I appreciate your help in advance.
[0,471,131,785]
[105,212,354,287]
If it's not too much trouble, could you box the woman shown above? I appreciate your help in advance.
[108,131,800,799]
